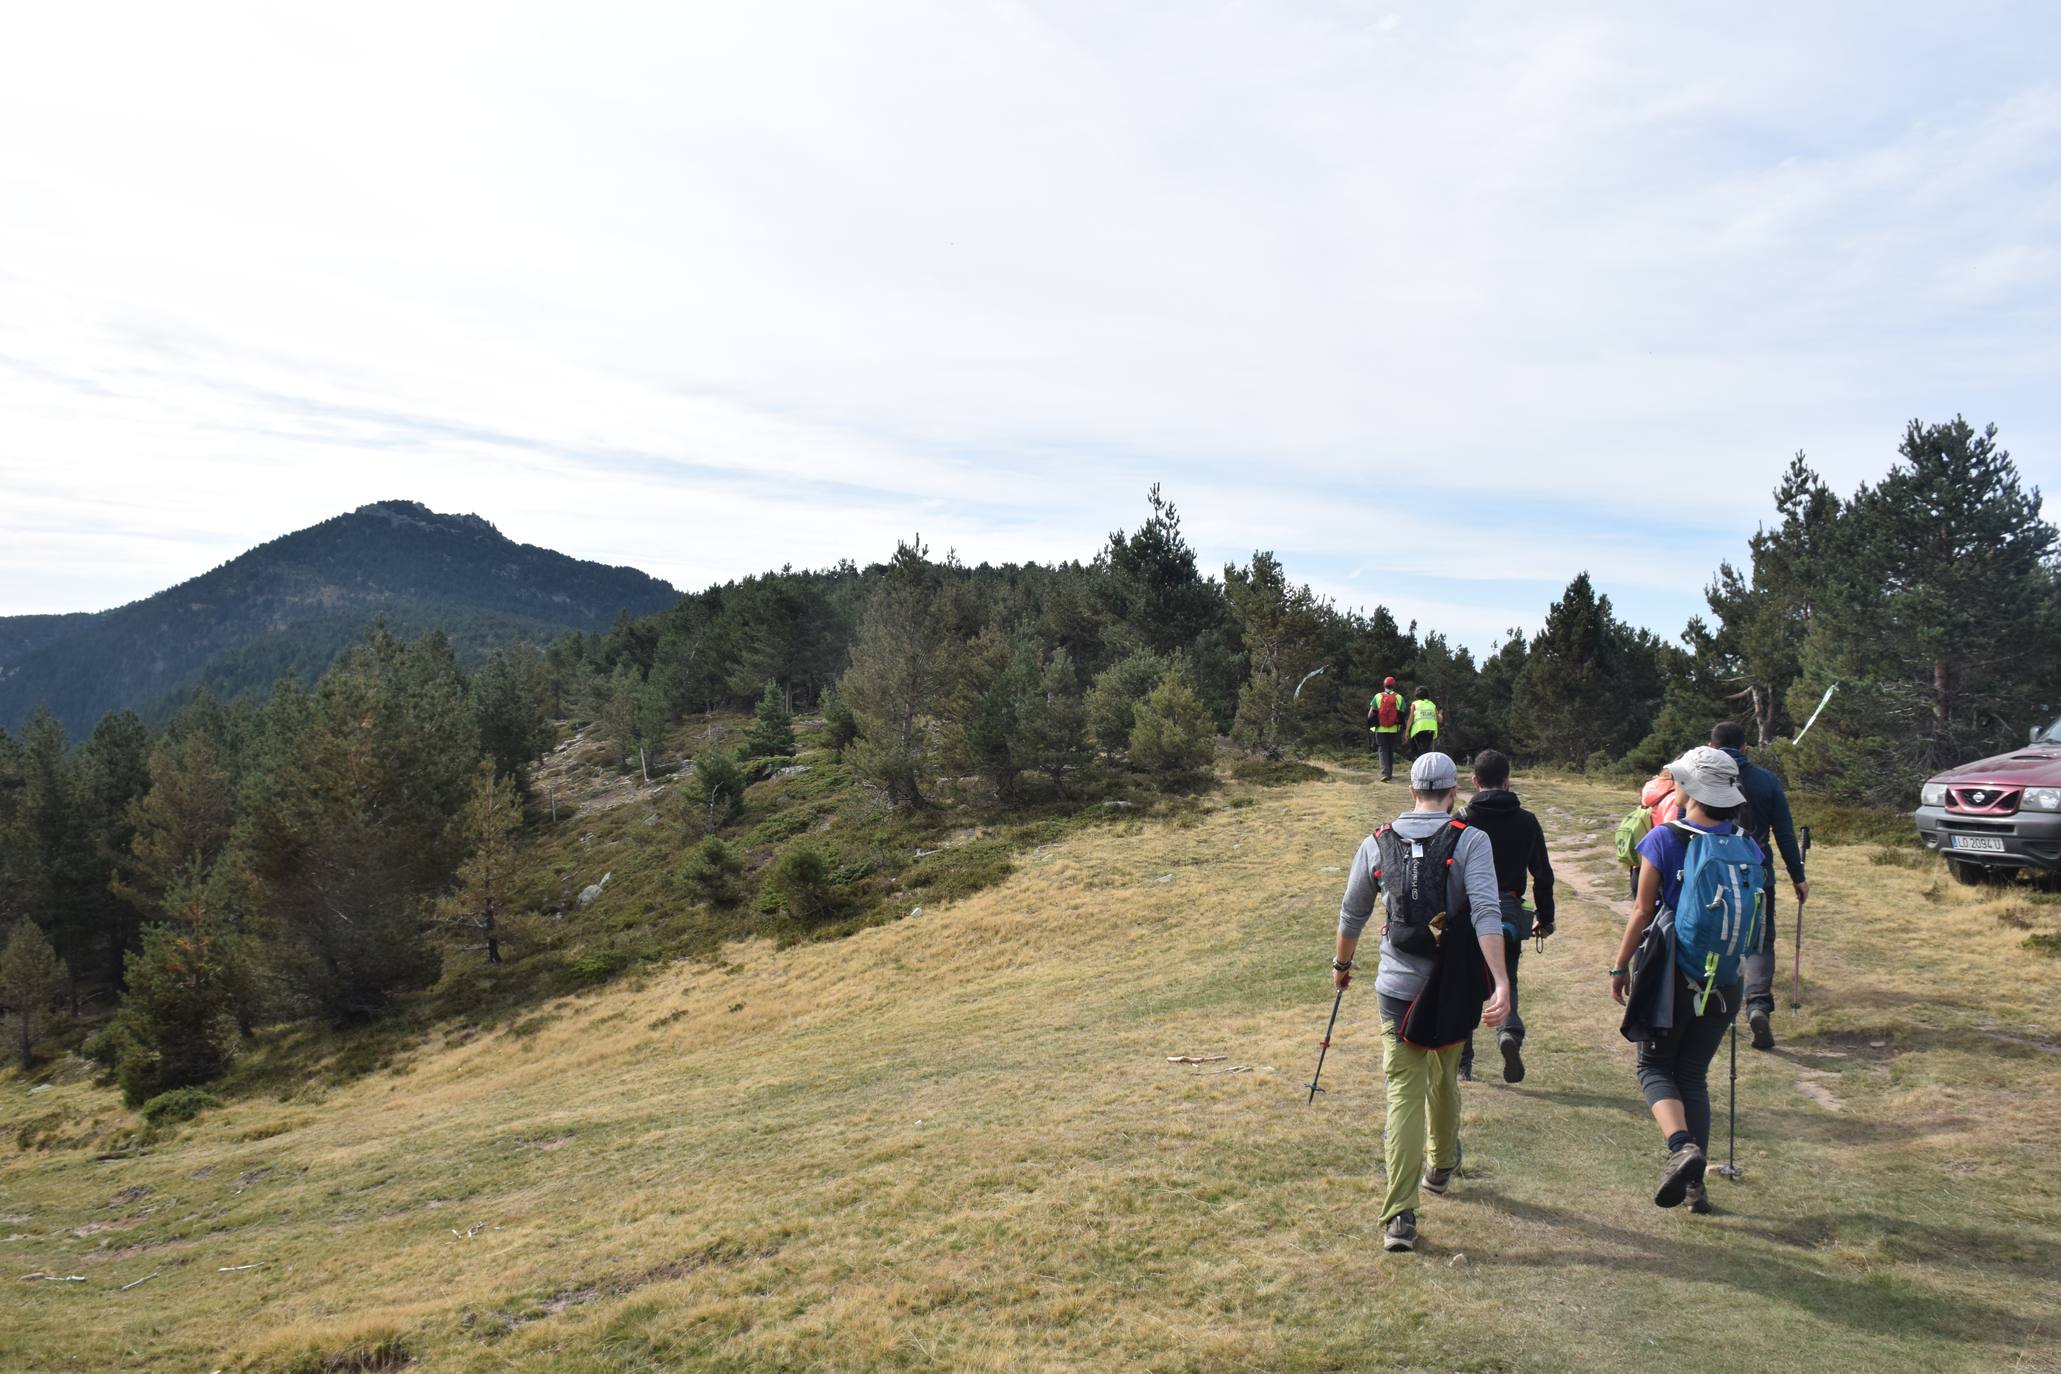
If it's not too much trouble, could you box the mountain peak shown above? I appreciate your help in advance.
[2,504,679,732]
[354,499,500,537]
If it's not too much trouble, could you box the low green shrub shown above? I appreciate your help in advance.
[568,949,633,985]
[139,1086,221,1127]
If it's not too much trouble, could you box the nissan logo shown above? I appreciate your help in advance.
[1969,790,1992,805]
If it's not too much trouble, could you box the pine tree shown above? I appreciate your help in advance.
[1792,418,2059,795]
[744,681,796,758]
[1099,485,1219,657]
[678,836,745,907]
[1129,671,1217,775]
[12,709,92,1010]
[119,693,238,923]
[950,629,1037,799]
[0,919,65,1068]
[1702,453,1844,744]
[472,648,555,795]
[596,663,642,771]
[436,761,525,964]
[690,749,746,834]
[633,674,669,780]
[841,539,949,808]
[74,710,153,988]
[1224,552,1323,760]
[97,883,238,1104]
[1021,647,1090,789]
[1510,574,1663,766]
[236,631,468,1024]
[1086,650,1173,755]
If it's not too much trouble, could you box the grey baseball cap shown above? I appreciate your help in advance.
[1668,745,1747,808]
[1409,751,1459,792]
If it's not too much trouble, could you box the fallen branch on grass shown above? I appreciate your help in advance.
[119,1271,161,1291]
[20,1272,87,1282]
[1166,1055,1228,1064]
[216,1264,263,1272]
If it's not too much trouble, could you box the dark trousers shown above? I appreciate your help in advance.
[1459,939,1523,1073]
[1409,730,1437,759]
[1742,866,1782,1015]
[1635,968,1743,1152]
[1373,731,1398,779]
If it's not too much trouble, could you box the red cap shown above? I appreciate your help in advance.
[1383,676,1396,687]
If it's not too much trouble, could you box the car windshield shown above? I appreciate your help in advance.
[2041,716,2061,745]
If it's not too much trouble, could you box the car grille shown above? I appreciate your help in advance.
[1947,786,2021,816]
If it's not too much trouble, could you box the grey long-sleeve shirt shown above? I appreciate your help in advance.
[1338,810,1504,1004]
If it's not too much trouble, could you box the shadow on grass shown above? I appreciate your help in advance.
[1516,1086,1646,1117]
[1731,1212,2061,1275]
[1465,1186,2045,1348]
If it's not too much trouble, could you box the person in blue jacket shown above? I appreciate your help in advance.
[1709,721,1809,1050]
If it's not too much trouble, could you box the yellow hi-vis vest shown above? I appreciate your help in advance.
[1410,698,1439,735]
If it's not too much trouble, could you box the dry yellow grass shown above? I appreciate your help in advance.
[4,769,2058,1372]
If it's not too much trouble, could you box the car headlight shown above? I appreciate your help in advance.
[2025,787,2061,812]
[1921,783,1948,807]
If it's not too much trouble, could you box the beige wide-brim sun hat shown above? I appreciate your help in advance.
[1667,745,1747,809]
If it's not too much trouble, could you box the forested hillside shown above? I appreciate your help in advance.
[0,500,680,734]
[0,415,2054,1120]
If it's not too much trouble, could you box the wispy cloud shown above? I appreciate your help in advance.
[0,2,2054,644]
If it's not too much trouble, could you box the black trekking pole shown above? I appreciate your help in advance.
[1305,983,1347,1104]
[1714,1016,1742,1181]
[1791,825,1812,1011]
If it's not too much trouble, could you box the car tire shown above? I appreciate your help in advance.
[1946,859,1994,887]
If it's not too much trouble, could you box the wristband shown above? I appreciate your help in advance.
[1332,959,1356,972]
[1608,965,1628,976]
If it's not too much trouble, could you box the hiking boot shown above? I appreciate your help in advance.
[1382,1210,1417,1252]
[1457,1062,1473,1083]
[1499,1032,1526,1084]
[1684,1178,1712,1214]
[1749,1009,1775,1051]
[1654,1141,1707,1209]
[1422,1142,1462,1196]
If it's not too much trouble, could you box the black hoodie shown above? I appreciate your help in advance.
[1460,788,1556,928]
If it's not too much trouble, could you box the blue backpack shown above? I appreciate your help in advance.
[1666,821,1767,1013]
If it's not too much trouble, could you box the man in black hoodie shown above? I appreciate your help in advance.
[1458,750,1556,1083]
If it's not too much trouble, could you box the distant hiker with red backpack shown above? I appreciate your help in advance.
[1610,747,1767,1215]
[1367,677,1406,781]
[1332,751,1513,1254]
[1614,768,1682,898]
[1457,750,1555,1085]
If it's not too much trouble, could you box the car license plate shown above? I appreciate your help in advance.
[1951,835,2006,852]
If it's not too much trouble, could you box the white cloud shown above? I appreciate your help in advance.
[0,1,2055,645]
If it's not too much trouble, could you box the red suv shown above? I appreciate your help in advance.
[1913,715,2061,885]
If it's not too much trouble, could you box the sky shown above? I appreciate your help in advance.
[1,1,2056,653]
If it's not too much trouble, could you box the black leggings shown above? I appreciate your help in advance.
[1634,968,1742,1152]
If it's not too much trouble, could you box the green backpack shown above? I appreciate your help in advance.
[1613,804,1655,870]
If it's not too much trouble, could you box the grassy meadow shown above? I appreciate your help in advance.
[4,766,2058,1372]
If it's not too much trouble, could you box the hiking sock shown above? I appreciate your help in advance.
[1666,1130,1694,1153]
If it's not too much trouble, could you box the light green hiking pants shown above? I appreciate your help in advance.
[1380,1016,1463,1223]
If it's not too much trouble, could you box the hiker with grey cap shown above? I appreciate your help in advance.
[1332,751,1513,1253]
[1611,746,1767,1215]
